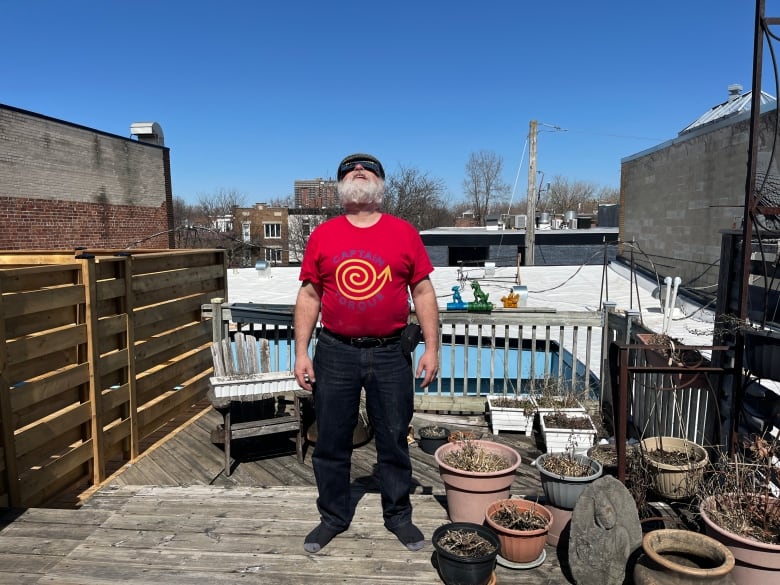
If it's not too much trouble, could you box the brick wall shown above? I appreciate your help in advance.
[0,197,171,249]
[0,105,174,250]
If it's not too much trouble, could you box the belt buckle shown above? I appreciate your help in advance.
[353,336,381,348]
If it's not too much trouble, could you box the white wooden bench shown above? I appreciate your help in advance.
[207,332,308,475]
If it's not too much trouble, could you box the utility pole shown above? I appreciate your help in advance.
[526,119,538,265]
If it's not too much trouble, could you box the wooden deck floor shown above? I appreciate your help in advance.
[0,405,581,584]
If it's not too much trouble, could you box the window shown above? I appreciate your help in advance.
[264,223,281,239]
[242,222,251,242]
[265,247,282,265]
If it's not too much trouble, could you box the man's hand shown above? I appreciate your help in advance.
[416,347,439,388]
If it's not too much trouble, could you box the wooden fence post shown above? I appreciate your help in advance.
[211,298,225,343]
[601,301,617,402]
[0,275,21,507]
[119,253,139,460]
[78,254,106,485]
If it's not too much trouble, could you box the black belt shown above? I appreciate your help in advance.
[321,327,403,348]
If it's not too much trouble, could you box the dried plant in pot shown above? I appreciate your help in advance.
[418,425,450,455]
[531,375,589,414]
[485,498,552,565]
[639,436,708,500]
[587,443,640,477]
[434,439,522,524]
[487,394,537,436]
[534,451,602,510]
[698,434,780,584]
[432,522,499,585]
[636,332,706,389]
[540,411,597,454]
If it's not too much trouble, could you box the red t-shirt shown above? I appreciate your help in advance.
[299,214,434,337]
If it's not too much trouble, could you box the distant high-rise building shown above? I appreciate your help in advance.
[294,178,338,208]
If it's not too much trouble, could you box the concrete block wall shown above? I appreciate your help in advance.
[0,105,173,250]
[620,109,778,291]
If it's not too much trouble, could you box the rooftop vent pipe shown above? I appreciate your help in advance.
[130,122,165,146]
[727,84,743,102]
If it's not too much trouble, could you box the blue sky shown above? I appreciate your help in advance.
[2,1,773,205]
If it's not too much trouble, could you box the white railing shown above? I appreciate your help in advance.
[209,302,605,413]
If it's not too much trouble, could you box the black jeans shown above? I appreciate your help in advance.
[312,331,415,532]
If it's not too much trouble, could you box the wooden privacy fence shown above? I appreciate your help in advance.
[0,249,226,508]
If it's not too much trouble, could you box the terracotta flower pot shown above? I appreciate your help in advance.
[485,498,552,564]
[435,440,522,524]
[634,528,736,584]
[700,495,780,585]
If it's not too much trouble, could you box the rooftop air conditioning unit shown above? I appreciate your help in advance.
[514,214,527,229]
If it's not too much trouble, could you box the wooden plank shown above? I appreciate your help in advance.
[14,401,91,458]
[5,305,78,339]
[1,284,85,319]
[17,441,93,507]
[8,363,89,412]
[220,337,233,377]
[0,264,82,293]
[6,323,86,366]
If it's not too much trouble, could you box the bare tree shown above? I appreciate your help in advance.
[462,151,510,225]
[172,196,198,228]
[384,165,449,230]
[267,194,294,207]
[539,176,597,214]
[196,188,247,229]
[597,186,620,204]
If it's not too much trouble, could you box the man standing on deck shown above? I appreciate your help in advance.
[293,153,440,553]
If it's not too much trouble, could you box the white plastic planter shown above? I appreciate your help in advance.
[487,395,537,435]
[540,412,596,454]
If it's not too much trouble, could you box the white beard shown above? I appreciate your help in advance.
[338,177,384,207]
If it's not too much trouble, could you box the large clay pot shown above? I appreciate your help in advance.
[434,440,521,524]
[634,529,736,584]
[535,452,602,510]
[484,498,552,564]
[432,522,499,585]
[700,495,780,585]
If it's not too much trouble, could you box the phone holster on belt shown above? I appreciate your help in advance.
[400,323,423,353]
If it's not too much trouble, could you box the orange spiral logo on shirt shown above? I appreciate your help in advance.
[335,260,392,301]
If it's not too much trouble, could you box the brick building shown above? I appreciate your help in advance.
[233,203,290,266]
[294,178,338,209]
[0,105,173,250]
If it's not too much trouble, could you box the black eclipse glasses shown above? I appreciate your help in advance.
[338,160,383,180]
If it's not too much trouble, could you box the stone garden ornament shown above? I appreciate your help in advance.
[568,475,643,585]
